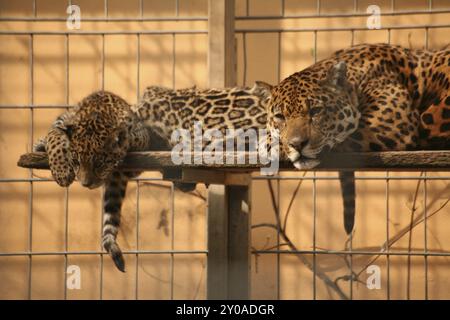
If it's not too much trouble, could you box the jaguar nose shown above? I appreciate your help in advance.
[79,169,95,188]
[288,137,309,151]
[81,177,94,188]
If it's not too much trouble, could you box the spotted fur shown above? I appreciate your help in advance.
[265,43,450,234]
[35,84,272,271]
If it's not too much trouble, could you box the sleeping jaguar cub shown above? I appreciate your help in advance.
[34,83,271,271]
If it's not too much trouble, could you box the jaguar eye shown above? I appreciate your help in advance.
[273,113,285,123]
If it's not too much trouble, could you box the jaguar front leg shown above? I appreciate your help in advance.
[46,125,75,187]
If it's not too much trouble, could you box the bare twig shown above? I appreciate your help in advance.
[262,243,291,251]
[139,266,179,286]
[140,181,206,201]
[406,172,424,300]
[283,172,307,231]
[264,179,349,299]
[356,188,450,278]
[252,223,349,300]
[259,172,449,299]
[193,260,206,300]
[267,180,281,227]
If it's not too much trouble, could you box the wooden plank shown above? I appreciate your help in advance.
[206,185,251,300]
[177,169,226,184]
[224,172,252,186]
[207,0,244,301]
[162,168,251,185]
[208,0,236,87]
[18,150,450,171]
[227,185,251,299]
[207,184,228,299]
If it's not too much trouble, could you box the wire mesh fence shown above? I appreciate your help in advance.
[241,0,450,300]
[0,0,449,300]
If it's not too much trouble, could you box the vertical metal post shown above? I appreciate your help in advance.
[135,33,141,300]
[386,172,391,300]
[423,172,428,300]
[28,33,34,301]
[170,184,175,299]
[63,33,70,300]
[135,181,140,300]
[99,33,105,300]
[312,172,317,299]
[207,0,250,300]
[172,33,176,89]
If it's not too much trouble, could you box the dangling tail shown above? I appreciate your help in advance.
[339,171,356,235]
[102,171,128,272]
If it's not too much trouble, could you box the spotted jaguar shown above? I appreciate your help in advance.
[33,83,272,271]
[263,43,450,234]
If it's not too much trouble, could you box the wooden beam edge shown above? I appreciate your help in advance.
[17,150,450,171]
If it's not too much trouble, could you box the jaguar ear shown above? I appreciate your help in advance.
[253,81,273,99]
[63,123,74,140]
[54,114,75,140]
[254,81,273,91]
[326,61,349,89]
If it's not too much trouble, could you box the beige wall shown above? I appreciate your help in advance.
[0,0,449,299]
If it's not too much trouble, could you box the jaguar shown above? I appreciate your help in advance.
[34,83,272,271]
[263,43,450,234]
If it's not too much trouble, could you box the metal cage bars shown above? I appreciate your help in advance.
[0,1,210,300]
[237,0,450,300]
[1,0,448,21]
[0,0,449,300]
